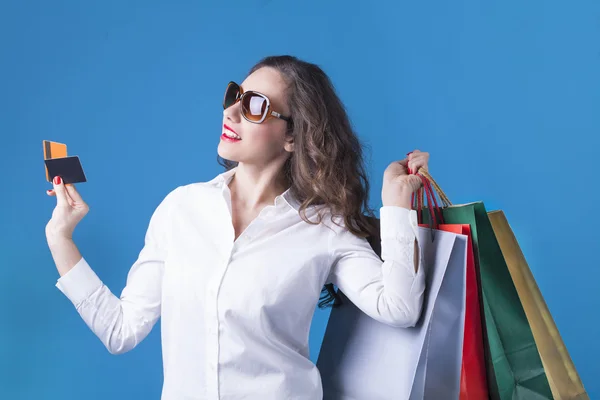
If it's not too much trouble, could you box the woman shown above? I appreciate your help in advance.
[46,55,429,400]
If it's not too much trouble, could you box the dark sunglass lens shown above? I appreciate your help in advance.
[223,82,240,109]
[242,93,268,121]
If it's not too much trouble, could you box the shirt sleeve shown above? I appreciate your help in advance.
[326,206,425,328]
[55,187,179,354]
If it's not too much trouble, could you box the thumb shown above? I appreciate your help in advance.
[52,176,69,206]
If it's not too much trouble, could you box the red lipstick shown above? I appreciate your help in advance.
[224,124,237,134]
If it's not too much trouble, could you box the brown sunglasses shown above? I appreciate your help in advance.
[223,81,292,124]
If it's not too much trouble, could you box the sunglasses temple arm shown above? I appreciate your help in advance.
[271,111,291,122]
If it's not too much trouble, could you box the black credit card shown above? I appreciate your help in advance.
[44,156,87,184]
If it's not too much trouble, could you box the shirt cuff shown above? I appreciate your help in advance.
[55,257,103,307]
[380,206,418,241]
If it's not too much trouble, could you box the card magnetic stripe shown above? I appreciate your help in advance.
[45,141,52,160]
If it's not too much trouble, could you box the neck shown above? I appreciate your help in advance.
[228,161,289,211]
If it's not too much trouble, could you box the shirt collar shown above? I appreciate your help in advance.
[209,167,300,211]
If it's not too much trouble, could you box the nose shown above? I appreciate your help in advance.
[223,100,242,123]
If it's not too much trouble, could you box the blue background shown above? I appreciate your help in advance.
[1,1,598,399]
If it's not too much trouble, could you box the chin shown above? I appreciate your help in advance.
[217,143,241,163]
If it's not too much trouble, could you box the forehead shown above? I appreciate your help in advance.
[241,67,289,111]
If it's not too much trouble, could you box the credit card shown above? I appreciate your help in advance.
[43,140,68,182]
[44,156,87,184]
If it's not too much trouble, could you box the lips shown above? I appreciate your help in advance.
[221,133,241,142]
[222,124,241,141]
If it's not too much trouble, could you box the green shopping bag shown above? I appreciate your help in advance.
[415,171,553,400]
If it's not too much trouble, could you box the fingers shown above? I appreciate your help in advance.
[397,159,411,175]
[47,181,81,208]
[52,176,70,206]
[407,150,420,159]
[395,159,409,175]
[407,150,429,174]
[65,183,83,203]
[409,174,424,189]
[47,184,75,197]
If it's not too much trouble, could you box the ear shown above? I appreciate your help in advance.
[284,136,294,153]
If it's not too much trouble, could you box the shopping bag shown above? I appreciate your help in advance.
[413,175,488,399]
[413,178,488,399]
[488,210,589,400]
[431,224,489,400]
[316,227,468,400]
[417,170,553,400]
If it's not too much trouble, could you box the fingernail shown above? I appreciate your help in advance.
[54,176,62,185]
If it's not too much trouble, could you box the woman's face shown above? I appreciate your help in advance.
[218,67,294,168]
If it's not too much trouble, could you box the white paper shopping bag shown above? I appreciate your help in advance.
[413,233,467,399]
[317,228,468,400]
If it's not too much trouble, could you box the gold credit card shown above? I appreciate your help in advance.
[43,140,68,182]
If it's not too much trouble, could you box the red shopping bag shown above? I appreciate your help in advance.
[435,224,489,400]
[412,169,489,399]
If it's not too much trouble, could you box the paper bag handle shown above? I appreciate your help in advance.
[406,152,452,227]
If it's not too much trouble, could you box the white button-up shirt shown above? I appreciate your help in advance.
[55,167,425,400]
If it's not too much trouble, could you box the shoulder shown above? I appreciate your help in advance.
[317,210,382,257]
[315,210,364,245]
[317,210,378,238]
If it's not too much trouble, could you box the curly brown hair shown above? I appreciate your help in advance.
[218,55,379,308]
